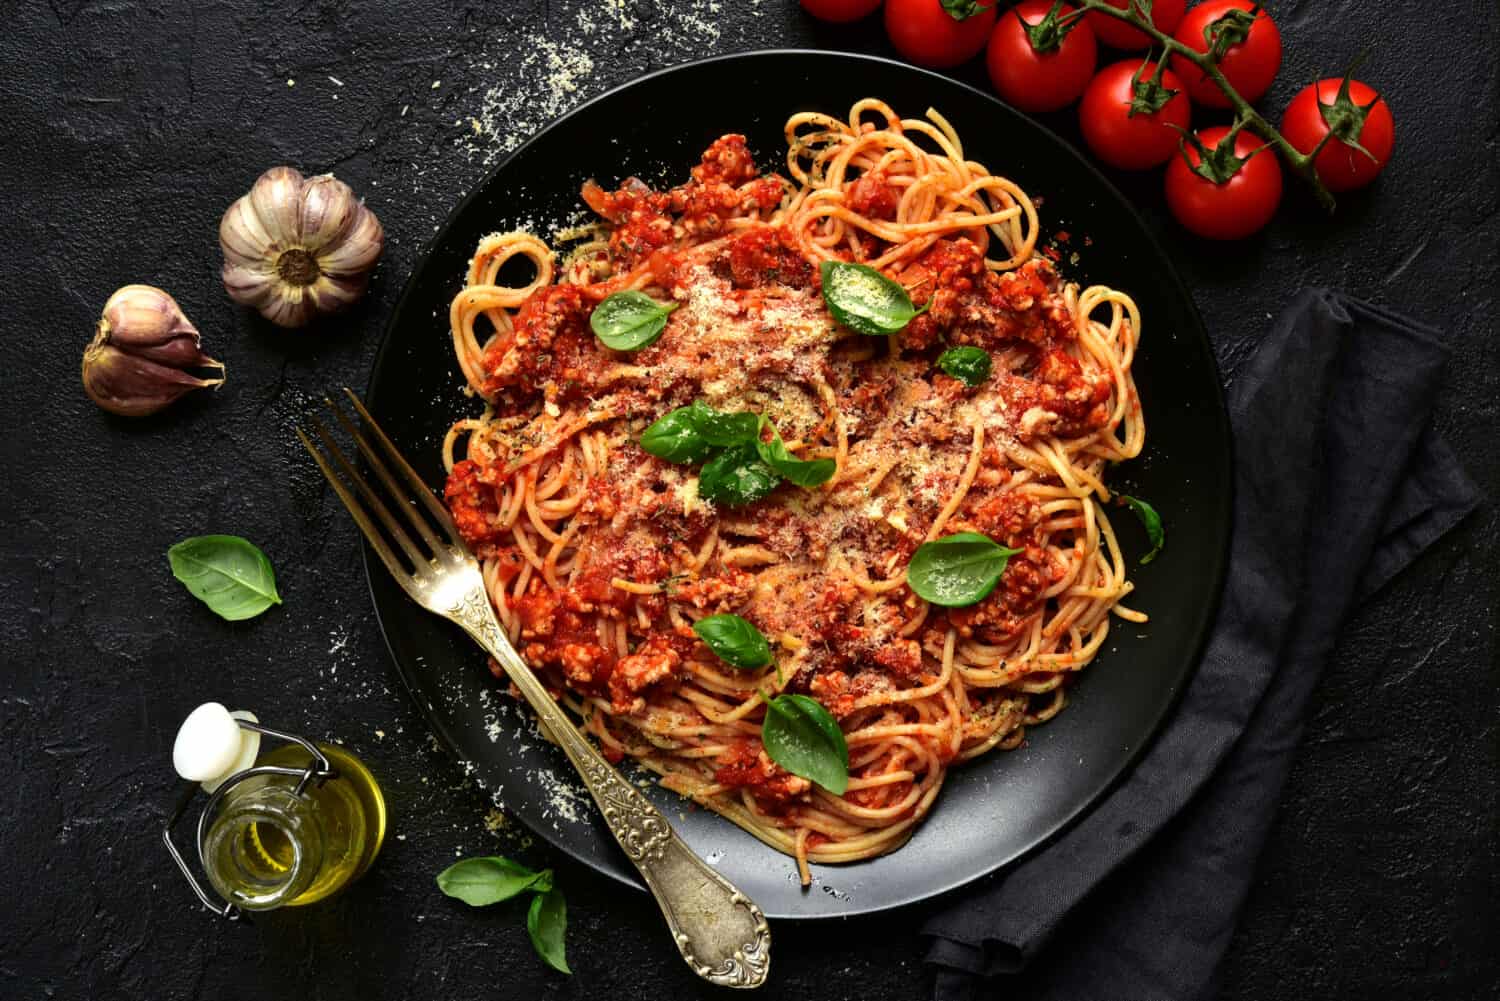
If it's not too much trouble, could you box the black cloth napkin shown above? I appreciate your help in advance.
[923,288,1482,1001]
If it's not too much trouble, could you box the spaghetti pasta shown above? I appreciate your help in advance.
[442,100,1146,884]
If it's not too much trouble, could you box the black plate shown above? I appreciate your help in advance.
[364,51,1231,920]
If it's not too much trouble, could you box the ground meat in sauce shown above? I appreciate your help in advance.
[609,633,682,714]
[724,226,813,289]
[444,460,504,557]
[570,541,670,612]
[672,568,755,612]
[847,168,902,220]
[512,588,616,693]
[1014,347,1114,440]
[479,284,596,402]
[580,135,787,266]
[955,490,1044,549]
[900,239,1074,353]
[714,740,811,811]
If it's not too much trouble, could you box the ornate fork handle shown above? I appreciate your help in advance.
[448,586,771,989]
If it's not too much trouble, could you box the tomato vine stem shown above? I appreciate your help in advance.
[1075,0,1337,212]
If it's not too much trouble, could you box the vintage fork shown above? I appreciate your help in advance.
[297,389,770,989]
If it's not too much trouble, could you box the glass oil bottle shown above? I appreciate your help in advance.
[165,705,387,915]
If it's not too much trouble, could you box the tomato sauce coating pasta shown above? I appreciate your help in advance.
[442,100,1147,885]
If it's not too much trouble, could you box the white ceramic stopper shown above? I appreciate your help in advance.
[206,710,261,792]
[174,702,258,787]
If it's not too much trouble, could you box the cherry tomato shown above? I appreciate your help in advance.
[885,0,998,69]
[1079,59,1192,170]
[1171,0,1281,108]
[1164,125,1282,240]
[800,0,883,23]
[986,1,1098,113]
[1086,0,1185,51]
[1282,77,1395,192]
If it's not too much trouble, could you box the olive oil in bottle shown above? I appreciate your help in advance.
[202,743,387,911]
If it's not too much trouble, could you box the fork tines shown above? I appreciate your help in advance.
[295,388,470,585]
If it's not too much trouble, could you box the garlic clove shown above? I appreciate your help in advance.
[248,166,308,248]
[83,342,224,417]
[317,205,384,278]
[98,285,221,369]
[299,174,361,254]
[221,261,278,311]
[101,283,199,348]
[83,285,226,417]
[123,334,224,370]
[258,286,318,329]
[218,195,277,272]
[305,274,367,317]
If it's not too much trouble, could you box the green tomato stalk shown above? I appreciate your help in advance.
[1076,0,1340,212]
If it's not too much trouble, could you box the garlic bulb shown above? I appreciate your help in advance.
[82,285,226,417]
[219,167,384,328]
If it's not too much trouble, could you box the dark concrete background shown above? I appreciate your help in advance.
[2,2,1496,999]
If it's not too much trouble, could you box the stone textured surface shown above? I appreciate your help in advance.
[1,2,1496,999]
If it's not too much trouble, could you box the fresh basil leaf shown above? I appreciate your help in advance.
[590,290,678,351]
[761,693,849,795]
[640,402,759,464]
[906,531,1022,607]
[693,613,773,670]
[696,409,761,448]
[1120,495,1165,564]
[640,403,716,464]
[754,424,836,488]
[167,535,282,621]
[937,346,992,387]
[436,857,549,907]
[698,442,779,507]
[819,260,927,336]
[526,886,571,974]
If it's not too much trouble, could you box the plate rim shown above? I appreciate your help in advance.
[362,47,1234,919]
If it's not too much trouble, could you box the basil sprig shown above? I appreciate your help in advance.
[590,290,678,351]
[168,535,282,621]
[693,613,773,670]
[761,693,849,794]
[437,857,569,974]
[937,346,992,387]
[640,401,834,507]
[1119,495,1165,564]
[907,531,1022,607]
[699,442,780,507]
[819,260,928,336]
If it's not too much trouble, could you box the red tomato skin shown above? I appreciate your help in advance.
[800,0,883,23]
[985,1,1099,113]
[885,0,998,69]
[1078,60,1192,170]
[1086,0,1185,51]
[1170,0,1282,108]
[1164,126,1283,240]
[1281,79,1395,193]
